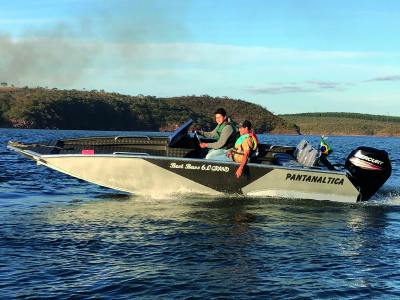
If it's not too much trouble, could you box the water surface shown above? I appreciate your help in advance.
[1,129,400,299]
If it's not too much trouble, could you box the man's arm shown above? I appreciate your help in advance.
[200,127,218,138]
[199,126,221,149]
[205,125,234,149]
[235,150,250,178]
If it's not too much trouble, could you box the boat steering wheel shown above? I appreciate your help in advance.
[194,131,201,146]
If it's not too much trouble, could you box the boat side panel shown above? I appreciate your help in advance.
[143,158,360,202]
[37,156,221,195]
[242,168,360,203]
[16,151,360,202]
[143,158,273,194]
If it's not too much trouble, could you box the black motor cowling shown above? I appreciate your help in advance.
[345,147,392,201]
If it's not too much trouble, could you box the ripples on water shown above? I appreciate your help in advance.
[1,129,400,299]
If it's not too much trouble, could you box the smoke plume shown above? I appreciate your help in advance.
[0,0,190,89]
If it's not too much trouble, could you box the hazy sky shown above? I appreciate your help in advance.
[1,0,400,116]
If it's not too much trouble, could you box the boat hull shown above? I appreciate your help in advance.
[10,147,360,203]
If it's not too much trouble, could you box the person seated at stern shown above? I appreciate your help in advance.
[194,108,240,160]
[209,119,258,178]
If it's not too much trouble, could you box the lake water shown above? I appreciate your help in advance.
[1,128,400,299]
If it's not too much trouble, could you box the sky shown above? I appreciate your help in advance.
[1,0,400,116]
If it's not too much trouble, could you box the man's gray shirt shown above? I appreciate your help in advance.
[200,125,234,149]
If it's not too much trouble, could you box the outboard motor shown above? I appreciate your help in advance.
[345,147,392,201]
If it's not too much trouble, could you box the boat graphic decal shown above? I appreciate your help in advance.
[286,173,345,185]
[145,158,272,194]
[349,157,384,170]
[170,163,230,173]
[354,152,384,165]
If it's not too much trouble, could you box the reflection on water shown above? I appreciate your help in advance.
[2,193,400,298]
[5,196,400,296]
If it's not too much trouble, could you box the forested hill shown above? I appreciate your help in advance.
[280,112,400,136]
[0,87,299,133]
[162,95,299,134]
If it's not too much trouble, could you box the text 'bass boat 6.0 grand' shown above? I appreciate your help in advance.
[8,120,392,203]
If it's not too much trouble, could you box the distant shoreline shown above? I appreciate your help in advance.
[2,87,399,136]
[280,113,400,137]
[0,87,298,134]
[1,126,399,137]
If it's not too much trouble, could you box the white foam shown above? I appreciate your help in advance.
[368,183,400,206]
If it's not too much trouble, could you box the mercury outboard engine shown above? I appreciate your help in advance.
[345,147,392,201]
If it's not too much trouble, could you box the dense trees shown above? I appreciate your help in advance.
[281,113,400,136]
[2,87,399,135]
[282,112,400,124]
[3,88,399,135]
[162,95,299,133]
[0,87,299,134]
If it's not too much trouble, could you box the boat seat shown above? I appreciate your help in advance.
[273,139,321,167]
[273,153,301,167]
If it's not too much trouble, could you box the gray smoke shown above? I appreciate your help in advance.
[0,0,190,89]
[0,21,99,87]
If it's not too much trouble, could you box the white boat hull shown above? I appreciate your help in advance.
[11,148,360,203]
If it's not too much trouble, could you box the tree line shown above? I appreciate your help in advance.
[0,87,299,133]
[280,113,400,136]
[281,112,400,124]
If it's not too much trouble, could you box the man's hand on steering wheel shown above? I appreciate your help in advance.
[192,127,201,134]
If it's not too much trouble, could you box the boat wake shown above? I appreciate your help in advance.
[368,183,400,206]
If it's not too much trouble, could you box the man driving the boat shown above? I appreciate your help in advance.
[207,120,258,178]
[194,108,240,160]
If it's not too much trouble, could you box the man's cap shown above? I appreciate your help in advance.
[238,120,251,129]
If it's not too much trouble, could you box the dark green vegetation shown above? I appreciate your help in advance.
[0,87,299,133]
[281,113,400,136]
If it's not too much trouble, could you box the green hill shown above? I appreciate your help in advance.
[280,112,400,136]
[0,87,299,134]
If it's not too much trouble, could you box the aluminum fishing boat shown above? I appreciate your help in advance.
[7,120,392,203]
